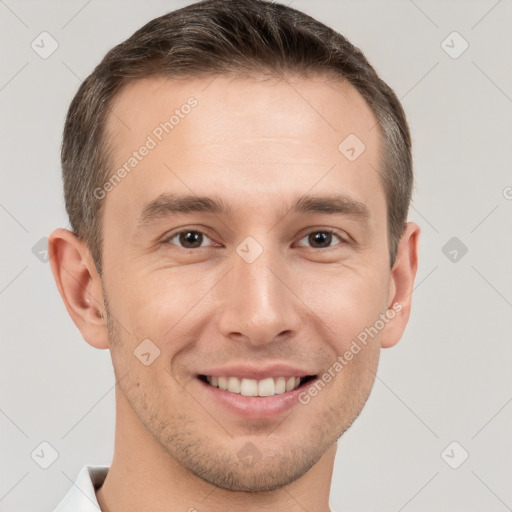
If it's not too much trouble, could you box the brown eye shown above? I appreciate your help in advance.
[309,231,332,248]
[296,230,343,249]
[167,230,211,249]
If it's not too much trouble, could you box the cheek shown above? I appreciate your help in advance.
[106,268,212,363]
[104,264,183,332]
[299,265,390,352]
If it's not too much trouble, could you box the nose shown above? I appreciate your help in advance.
[216,240,303,346]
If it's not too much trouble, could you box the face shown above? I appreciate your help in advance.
[97,73,400,491]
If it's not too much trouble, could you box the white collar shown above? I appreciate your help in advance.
[53,465,108,512]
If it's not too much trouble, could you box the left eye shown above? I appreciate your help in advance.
[166,230,214,249]
[296,230,344,249]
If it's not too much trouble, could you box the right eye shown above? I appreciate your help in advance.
[164,229,216,249]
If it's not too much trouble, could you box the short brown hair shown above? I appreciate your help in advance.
[62,0,412,275]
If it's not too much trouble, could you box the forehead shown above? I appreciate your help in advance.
[106,73,378,153]
[102,73,384,224]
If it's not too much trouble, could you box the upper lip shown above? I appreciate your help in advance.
[198,363,317,380]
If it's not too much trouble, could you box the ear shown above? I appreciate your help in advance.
[48,228,110,349]
[380,222,420,348]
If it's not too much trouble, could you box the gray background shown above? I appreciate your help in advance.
[1,1,511,511]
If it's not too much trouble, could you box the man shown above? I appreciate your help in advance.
[49,0,419,510]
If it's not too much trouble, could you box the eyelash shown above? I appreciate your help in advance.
[163,228,347,250]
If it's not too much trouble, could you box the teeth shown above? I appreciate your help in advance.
[218,376,228,391]
[228,376,241,393]
[240,378,258,396]
[204,375,305,396]
[275,377,286,394]
[258,377,275,397]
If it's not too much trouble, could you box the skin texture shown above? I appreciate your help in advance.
[49,74,419,512]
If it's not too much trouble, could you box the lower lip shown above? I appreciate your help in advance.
[197,378,313,420]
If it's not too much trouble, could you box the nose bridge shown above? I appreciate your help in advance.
[217,237,301,345]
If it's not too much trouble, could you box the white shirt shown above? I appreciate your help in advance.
[53,465,108,512]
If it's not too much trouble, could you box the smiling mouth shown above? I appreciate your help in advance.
[198,375,317,397]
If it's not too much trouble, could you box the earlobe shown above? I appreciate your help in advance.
[48,228,110,350]
[381,222,420,349]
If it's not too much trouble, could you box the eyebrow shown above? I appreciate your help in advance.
[136,192,369,229]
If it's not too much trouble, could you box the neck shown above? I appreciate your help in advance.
[96,391,336,512]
